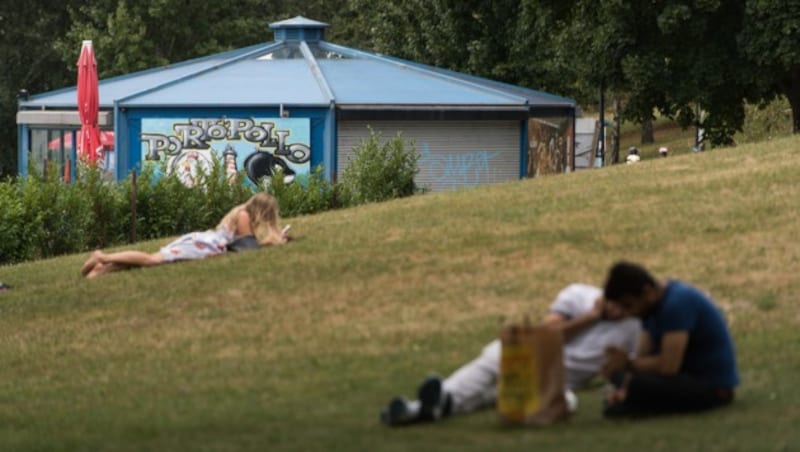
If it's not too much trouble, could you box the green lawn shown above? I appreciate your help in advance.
[1,136,799,451]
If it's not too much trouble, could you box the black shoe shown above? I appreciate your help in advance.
[418,376,451,421]
[380,397,419,426]
[603,400,648,418]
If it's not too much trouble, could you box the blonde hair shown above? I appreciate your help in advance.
[218,193,284,246]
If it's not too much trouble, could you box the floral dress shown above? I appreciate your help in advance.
[159,227,235,262]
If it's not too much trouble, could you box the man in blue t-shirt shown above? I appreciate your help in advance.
[600,261,739,417]
[379,284,641,426]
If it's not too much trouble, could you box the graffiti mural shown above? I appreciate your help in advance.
[418,142,500,188]
[527,117,572,177]
[140,117,310,186]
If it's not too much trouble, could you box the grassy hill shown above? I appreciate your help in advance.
[1,135,799,451]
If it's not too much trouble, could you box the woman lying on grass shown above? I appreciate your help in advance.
[81,192,288,278]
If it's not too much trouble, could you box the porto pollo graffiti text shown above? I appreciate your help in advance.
[140,118,310,164]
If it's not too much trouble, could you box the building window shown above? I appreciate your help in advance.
[27,127,115,181]
[28,128,75,180]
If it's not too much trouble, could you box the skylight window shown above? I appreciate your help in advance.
[256,43,350,60]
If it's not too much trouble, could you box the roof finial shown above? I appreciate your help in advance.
[269,16,329,42]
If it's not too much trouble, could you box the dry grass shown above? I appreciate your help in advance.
[0,135,799,450]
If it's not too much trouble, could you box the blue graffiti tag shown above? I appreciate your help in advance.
[419,142,500,187]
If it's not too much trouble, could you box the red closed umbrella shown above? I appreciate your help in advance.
[77,40,102,165]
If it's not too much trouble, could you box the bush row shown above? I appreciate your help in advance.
[0,130,418,265]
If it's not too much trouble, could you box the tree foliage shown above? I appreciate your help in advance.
[739,0,800,133]
[54,0,282,79]
[2,0,800,174]
[0,0,81,176]
[338,0,570,93]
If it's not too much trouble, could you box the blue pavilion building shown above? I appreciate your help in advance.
[17,16,577,191]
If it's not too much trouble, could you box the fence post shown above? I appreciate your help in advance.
[131,170,137,244]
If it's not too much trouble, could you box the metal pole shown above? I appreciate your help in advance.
[131,169,137,244]
[694,105,705,152]
[596,81,605,167]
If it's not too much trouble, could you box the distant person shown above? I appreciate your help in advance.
[601,261,739,417]
[380,284,641,426]
[626,146,641,164]
[81,193,289,278]
[658,146,669,157]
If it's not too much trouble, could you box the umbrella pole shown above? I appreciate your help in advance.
[71,131,77,184]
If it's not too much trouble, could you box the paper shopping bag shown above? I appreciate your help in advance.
[497,319,569,426]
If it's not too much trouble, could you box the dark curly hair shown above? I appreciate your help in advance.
[604,261,656,301]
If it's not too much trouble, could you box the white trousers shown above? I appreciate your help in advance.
[442,339,595,414]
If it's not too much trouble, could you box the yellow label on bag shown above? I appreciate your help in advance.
[498,341,541,421]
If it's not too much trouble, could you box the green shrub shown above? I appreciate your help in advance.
[0,167,125,264]
[267,166,337,217]
[0,180,35,264]
[736,96,793,144]
[122,156,257,241]
[17,167,94,259]
[339,128,418,206]
[194,155,256,229]
[74,167,130,249]
[0,151,350,265]
[125,162,203,240]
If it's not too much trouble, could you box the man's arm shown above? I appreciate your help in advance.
[605,330,688,375]
[543,297,603,341]
[630,331,688,374]
[635,331,652,358]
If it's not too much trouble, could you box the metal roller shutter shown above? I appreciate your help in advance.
[337,120,520,192]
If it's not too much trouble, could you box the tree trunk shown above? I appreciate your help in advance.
[787,72,800,134]
[611,98,621,164]
[641,118,654,144]
[778,68,800,133]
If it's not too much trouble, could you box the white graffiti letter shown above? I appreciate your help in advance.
[173,124,208,149]
[141,133,181,160]
[227,118,254,140]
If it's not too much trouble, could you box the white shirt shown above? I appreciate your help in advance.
[549,284,641,373]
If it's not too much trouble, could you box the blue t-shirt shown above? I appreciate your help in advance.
[643,280,740,389]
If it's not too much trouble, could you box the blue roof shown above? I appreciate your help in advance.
[318,59,526,105]
[21,42,275,108]
[20,17,575,112]
[123,59,329,107]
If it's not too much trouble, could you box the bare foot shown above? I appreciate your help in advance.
[87,262,128,279]
[81,251,101,277]
[85,263,104,279]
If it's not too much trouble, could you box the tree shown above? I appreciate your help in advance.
[4,0,799,171]
[508,0,582,97]
[739,0,800,133]
[339,0,528,84]
[0,0,81,176]
[55,0,288,79]
[555,0,754,147]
